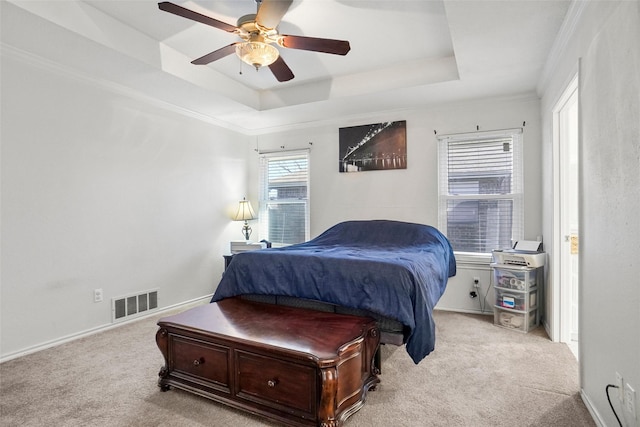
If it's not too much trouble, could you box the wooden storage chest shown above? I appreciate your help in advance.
[156,297,380,426]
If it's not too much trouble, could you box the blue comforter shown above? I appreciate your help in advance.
[212,220,456,364]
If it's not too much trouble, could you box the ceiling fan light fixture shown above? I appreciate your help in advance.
[159,1,350,82]
[236,41,279,70]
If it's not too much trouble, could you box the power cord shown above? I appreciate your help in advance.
[479,280,491,313]
[606,384,623,427]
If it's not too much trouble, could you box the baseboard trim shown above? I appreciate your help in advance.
[435,306,494,316]
[581,389,605,427]
[542,319,554,342]
[0,294,213,363]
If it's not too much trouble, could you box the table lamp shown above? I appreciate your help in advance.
[233,197,256,241]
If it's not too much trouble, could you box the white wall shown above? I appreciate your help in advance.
[249,95,543,314]
[540,1,640,426]
[0,50,250,359]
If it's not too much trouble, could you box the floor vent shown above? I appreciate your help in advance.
[112,289,158,323]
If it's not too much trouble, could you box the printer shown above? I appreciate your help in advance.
[492,240,545,268]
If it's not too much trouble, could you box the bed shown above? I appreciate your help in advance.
[212,220,456,364]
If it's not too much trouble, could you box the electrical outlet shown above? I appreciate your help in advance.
[94,288,103,303]
[616,372,624,401]
[473,277,480,288]
[624,383,636,419]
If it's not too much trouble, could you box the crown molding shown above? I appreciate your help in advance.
[3,43,541,138]
[536,0,588,96]
[1,43,251,134]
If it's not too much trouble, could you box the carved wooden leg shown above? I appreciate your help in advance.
[156,328,171,391]
[373,346,382,376]
[158,365,171,391]
[318,366,339,427]
[368,328,381,376]
[156,328,169,359]
[366,328,381,391]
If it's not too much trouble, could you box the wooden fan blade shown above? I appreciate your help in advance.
[256,0,293,30]
[191,43,238,65]
[279,35,351,55]
[268,56,294,82]
[158,2,237,33]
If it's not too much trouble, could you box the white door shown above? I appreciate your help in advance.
[555,76,580,360]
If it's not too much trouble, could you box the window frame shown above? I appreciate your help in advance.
[258,149,310,246]
[437,128,524,263]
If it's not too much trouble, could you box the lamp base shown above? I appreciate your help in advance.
[242,221,252,241]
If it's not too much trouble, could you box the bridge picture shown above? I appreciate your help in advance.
[339,120,407,172]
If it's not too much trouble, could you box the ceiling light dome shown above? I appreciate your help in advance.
[236,42,279,70]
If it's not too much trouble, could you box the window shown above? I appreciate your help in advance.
[258,150,310,246]
[438,129,523,256]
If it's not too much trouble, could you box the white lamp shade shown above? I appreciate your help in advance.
[233,198,256,221]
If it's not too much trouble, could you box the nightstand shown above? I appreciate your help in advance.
[223,254,234,270]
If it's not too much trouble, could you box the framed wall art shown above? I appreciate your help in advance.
[339,120,407,172]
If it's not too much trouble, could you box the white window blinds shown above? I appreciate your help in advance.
[258,150,310,246]
[438,129,523,254]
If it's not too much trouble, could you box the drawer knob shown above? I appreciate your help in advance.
[193,358,204,366]
[267,379,278,388]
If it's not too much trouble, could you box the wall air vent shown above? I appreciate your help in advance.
[112,289,158,323]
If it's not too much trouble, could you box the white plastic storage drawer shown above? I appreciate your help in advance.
[493,268,537,291]
[495,288,537,311]
[494,307,538,333]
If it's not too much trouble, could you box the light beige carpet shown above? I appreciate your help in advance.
[0,306,595,426]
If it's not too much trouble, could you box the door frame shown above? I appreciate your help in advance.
[551,72,579,348]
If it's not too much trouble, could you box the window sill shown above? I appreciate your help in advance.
[454,252,492,266]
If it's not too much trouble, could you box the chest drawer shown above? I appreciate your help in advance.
[236,350,317,419]
[170,335,231,392]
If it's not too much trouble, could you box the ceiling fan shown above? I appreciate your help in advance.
[158,0,351,82]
